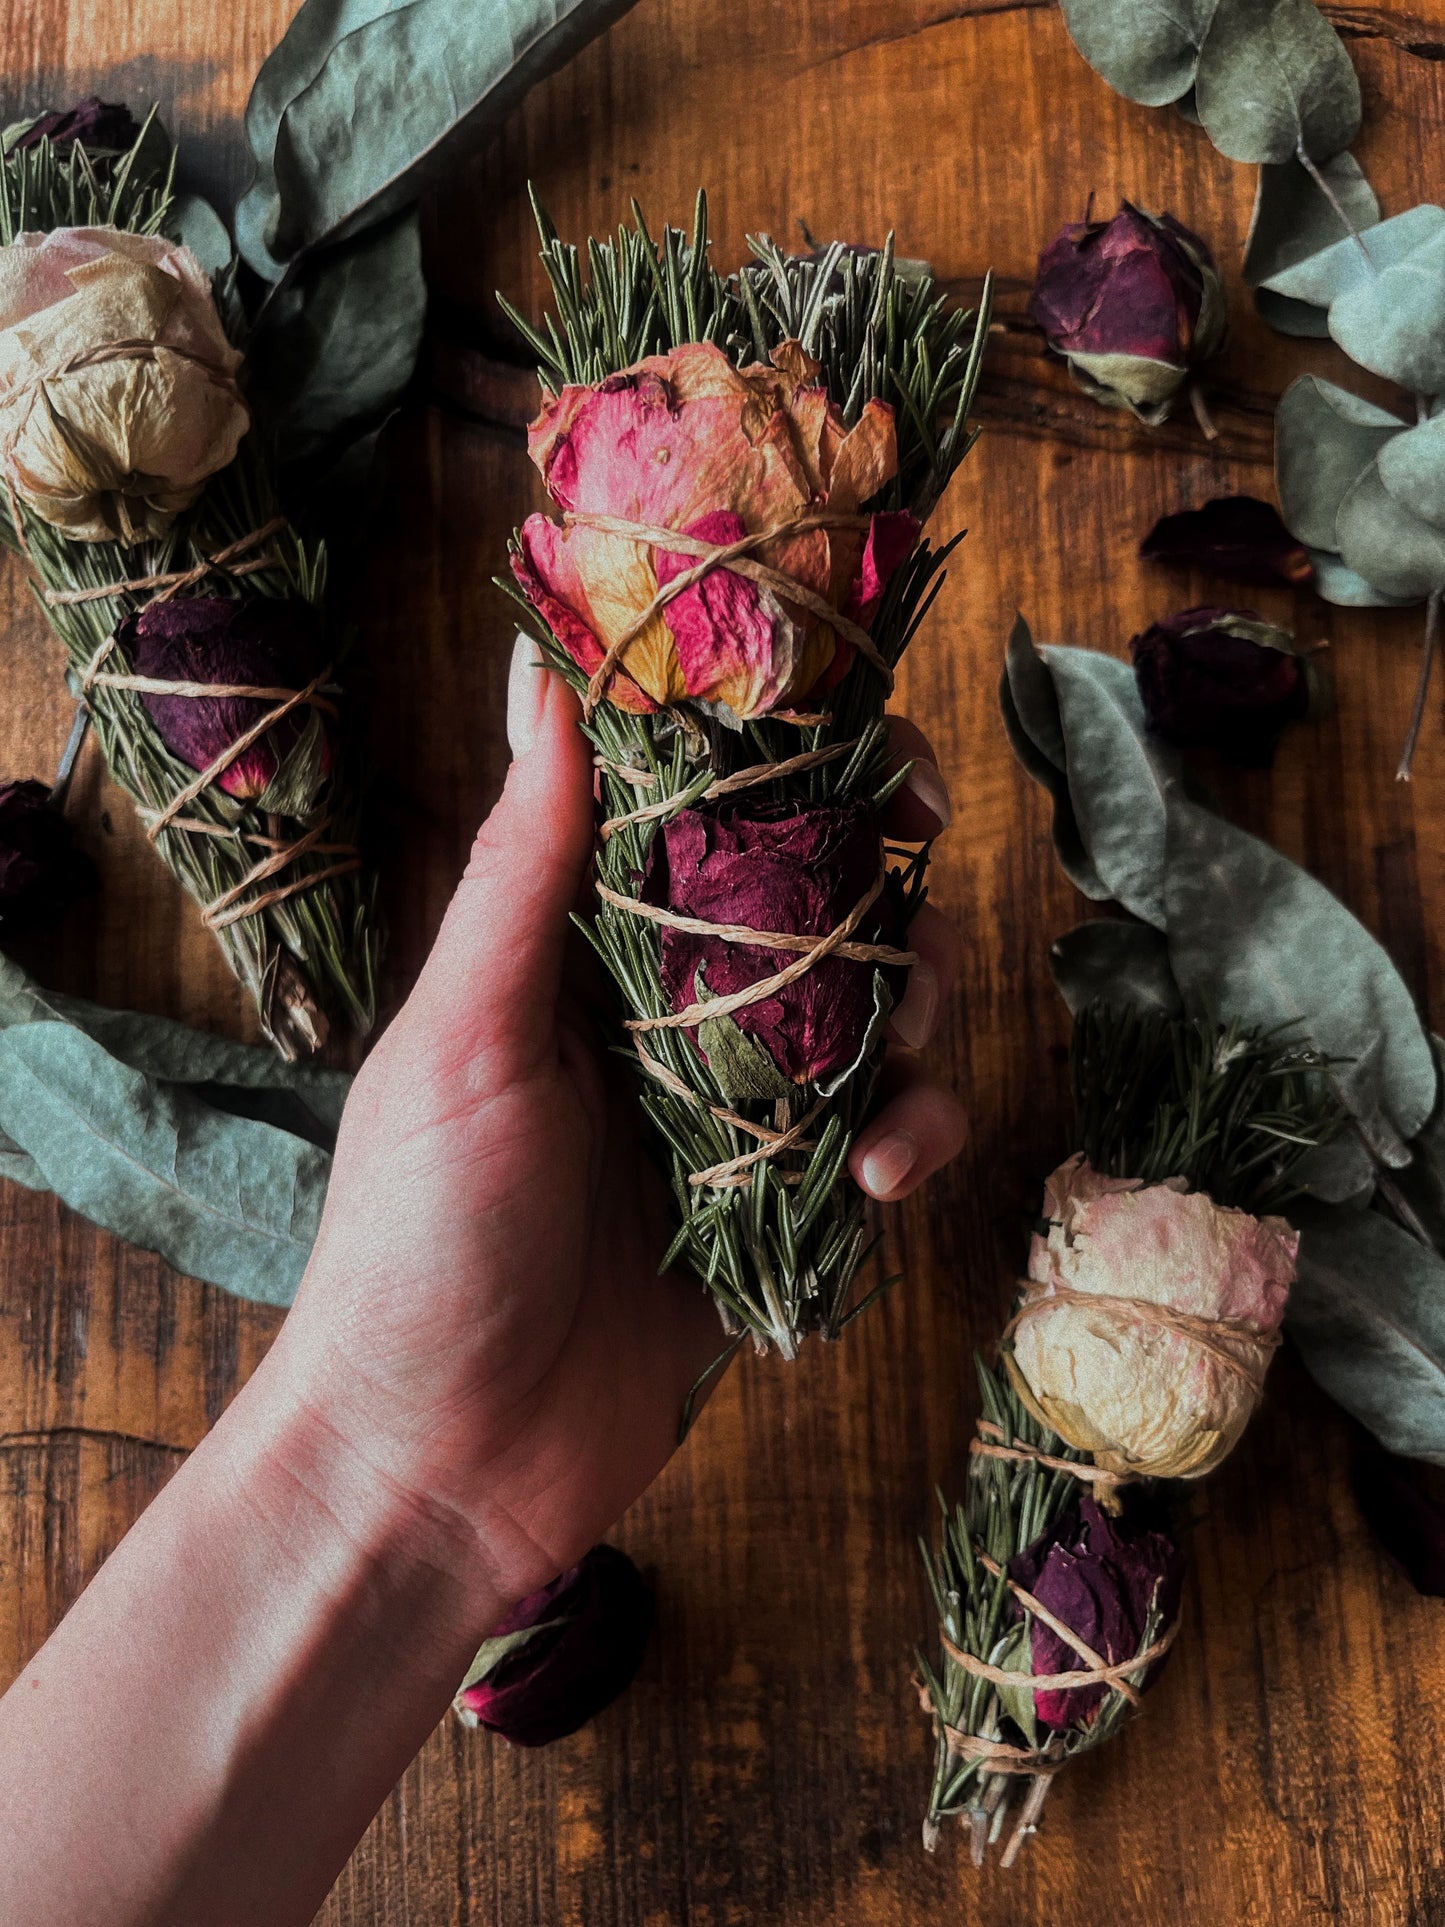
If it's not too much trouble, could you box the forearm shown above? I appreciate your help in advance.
[0,1326,505,1927]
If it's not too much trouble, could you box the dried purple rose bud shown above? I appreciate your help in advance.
[1140,495,1313,589]
[0,777,96,934]
[1009,1499,1184,1732]
[453,1545,654,1747]
[7,97,143,155]
[642,800,903,1095]
[1029,202,1226,424]
[118,597,334,805]
[1130,606,1312,765]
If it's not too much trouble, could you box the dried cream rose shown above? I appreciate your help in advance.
[0,226,248,543]
[1007,1153,1298,1481]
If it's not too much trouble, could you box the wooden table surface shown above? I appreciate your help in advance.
[4,2,1445,1922]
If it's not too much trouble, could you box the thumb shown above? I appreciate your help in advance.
[404,633,595,1064]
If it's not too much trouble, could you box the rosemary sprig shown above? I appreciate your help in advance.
[499,195,987,1352]
[0,117,379,1057]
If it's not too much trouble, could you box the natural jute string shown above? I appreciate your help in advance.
[564,507,894,716]
[969,1416,1125,1494]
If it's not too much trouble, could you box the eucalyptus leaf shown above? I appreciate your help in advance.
[1000,619,1106,901]
[1049,920,1183,1018]
[1194,0,1361,165]
[247,210,426,472]
[165,192,235,276]
[1274,374,1404,552]
[1291,1201,1445,1463]
[0,1022,330,1304]
[1377,414,1445,531]
[1244,152,1379,336]
[1263,204,1445,310]
[1306,548,1419,609]
[238,0,640,273]
[1329,226,1445,396]
[1163,801,1438,1176]
[1336,461,1445,599]
[1058,0,1216,107]
[1040,647,1173,928]
[1390,1038,1445,1253]
[0,1129,46,1191]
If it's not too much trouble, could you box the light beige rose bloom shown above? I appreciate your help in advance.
[1007,1153,1299,1481]
[0,226,248,543]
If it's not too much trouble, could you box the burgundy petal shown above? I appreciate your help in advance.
[121,597,333,802]
[1010,1499,1184,1732]
[1140,496,1313,588]
[456,1545,654,1747]
[9,97,142,154]
[641,800,900,1087]
[1130,605,1310,766]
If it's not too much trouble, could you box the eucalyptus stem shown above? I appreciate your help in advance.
[1397,588,1441,782]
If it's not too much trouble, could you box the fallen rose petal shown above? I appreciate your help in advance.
[1140,496,1313,588]
[454,1545,654,1747]
[1130,605,1311,765]
[8,98,143,155]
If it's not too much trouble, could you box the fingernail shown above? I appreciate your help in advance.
[860,1130,918,1199]
[902,758,952,831]
[507,633,548,759]
[891,958,939,1051]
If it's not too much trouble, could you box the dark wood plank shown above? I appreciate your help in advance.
[2,3,1444,1923]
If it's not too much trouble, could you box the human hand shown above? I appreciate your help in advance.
[273,636,968,1611]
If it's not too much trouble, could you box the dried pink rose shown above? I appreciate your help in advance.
[1010,1499,1184,1731]
[642,800,900,1092]
[1029,202,1225,424]
[453,1545,653,1747]
[514,339,916,721]
[121,597,333,804]
[1009,1153,1298,1480]
[0,226,248,543]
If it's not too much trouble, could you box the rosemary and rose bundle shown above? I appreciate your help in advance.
[917,1000,1343,1864]
[0,109,385,1058]
[503,197,989,1355]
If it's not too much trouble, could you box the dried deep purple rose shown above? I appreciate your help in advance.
[643,800,902,1093]
[7,97,143,154]
[1029,202,1225,423]
[1140,496,1313,589]
[1130,606,1311,765]
[0,778,95,933]
[119,597,333,803]
[1010,1499,1184,1732]
[453,1545,654,1746]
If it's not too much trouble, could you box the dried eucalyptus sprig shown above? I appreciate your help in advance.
[501,194,989,1352]
[918,1002,1342,1864]
[0,114,379,1056]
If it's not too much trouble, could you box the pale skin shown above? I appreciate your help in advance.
[0,636,966,1927]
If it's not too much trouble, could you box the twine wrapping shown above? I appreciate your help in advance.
[969,1416,1125,1495]
[599,741,857,839]
[1003,1283,1281,1395]
[562,507,895,717]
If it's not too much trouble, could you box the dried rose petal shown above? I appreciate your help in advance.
[515,338,915,722]
[8,98,142,154]
[1140,496,1313,589]
[0,777,95,933]
[121,597,333,803]
[1010,1153,1298,1480]
[1131,605,1311,766]
[1029,202,1225,423]
[642,800,901,1088]
[1010,1499,1184,1731]
[454,1545,653,1747]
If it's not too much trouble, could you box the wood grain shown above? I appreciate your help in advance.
[2,2,1445,1922]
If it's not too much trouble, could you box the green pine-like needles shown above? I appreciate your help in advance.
[501,195,990,1354]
